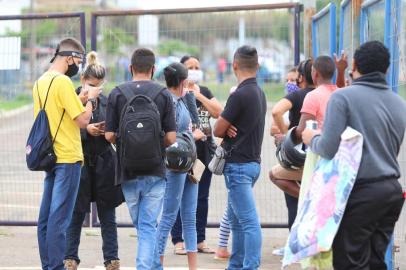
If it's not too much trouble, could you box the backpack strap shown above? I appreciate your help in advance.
[52,109,65,144]
[36,75,59,110]
[35,75,64,144]
[117,82,166,104]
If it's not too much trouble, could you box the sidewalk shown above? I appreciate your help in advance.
[0,226,300,269]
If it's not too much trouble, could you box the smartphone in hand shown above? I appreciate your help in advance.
[97,121,106,131]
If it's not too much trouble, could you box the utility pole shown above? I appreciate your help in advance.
[352,0,363,51]
[302,0,316,58]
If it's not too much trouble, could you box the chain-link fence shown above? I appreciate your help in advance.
[0,12,86,225]
[90,3,302,227]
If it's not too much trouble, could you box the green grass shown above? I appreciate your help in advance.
[0,94,32,111]
[397,84,406,100]
[94,80,285,102]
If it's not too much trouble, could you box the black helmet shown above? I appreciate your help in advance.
[276,127,306,170]
[165,131,197,173]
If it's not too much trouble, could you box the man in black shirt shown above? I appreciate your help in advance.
[105,48,176,270]
[214,45,267,270]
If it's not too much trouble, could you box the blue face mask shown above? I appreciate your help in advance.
[285,82,300,94]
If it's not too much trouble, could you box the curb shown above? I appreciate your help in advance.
[0,104,33,120]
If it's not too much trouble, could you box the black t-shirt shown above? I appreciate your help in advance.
[196,86,214,137]
[285,87,314,128]
[105,80,176,183]
[221,78,267,163]
[195,86,215,165]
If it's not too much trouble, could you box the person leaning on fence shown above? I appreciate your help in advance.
[63,51,124,270]
[170,55,223,256]
[302,40,406,270]
[104,48,176,270]
[213,45,267,270]
[34,37,100,270]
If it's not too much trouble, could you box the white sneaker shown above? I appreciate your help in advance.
[272,247,285,256]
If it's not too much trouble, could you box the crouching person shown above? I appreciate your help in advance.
[64,52,124,270]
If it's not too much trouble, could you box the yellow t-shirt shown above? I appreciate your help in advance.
[33,71,85,163]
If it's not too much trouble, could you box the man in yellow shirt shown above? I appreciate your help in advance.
[33,38,100,270]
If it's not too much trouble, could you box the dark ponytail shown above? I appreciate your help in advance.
[164,62,188,88]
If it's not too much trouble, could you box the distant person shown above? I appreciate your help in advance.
[217,58,227,83]
[34,37,100,270]
[302,41,406,270]
[171,56,223,256]
[214,45,267,270]
[105,48,176,270]
[63,52,124,270]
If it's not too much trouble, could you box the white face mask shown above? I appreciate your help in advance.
[83,83,104,94]
[187,69,203,83]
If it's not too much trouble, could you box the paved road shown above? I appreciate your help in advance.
[0,226,300,269]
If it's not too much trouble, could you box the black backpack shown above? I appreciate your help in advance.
[26,76,65,172]
[117,82,166,172]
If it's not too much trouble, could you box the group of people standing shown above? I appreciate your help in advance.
[270,41,406,270]
[31,36,405,270]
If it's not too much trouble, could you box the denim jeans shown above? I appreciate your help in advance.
[121,176,166,270]
[65,207,118,265]
[153,171,198,269]
[171,167,213,244]
[224,162,262,270]
[37,163,81,270]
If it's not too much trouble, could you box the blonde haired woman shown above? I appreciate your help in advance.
[63,52,124,270]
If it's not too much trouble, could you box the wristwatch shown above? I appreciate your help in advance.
[87,98,97,110]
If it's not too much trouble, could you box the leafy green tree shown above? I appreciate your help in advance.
[158,39,199,56]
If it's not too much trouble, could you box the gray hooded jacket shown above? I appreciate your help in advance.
[311,72,406,184]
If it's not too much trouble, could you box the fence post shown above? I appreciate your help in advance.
[302,0,316,58]
[294,4,302,65]
[352,0,363,50]
[91,13,97,51]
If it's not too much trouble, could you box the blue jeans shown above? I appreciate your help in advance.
[153,171,198,269]
[37,163,81,270]
[171,167,213,244]
[65,207,118,265]
[224,162,262,270]
[121,176,166,270]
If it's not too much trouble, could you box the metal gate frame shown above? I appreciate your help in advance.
[89,3,303,228]
[0,12,86,226]
[312,3,337,58]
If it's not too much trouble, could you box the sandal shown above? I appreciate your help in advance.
[173,245,187,255]
[197,246,216,254]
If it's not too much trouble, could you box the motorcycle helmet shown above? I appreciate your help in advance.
[165,131,197,172]
[276,127,306,170]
